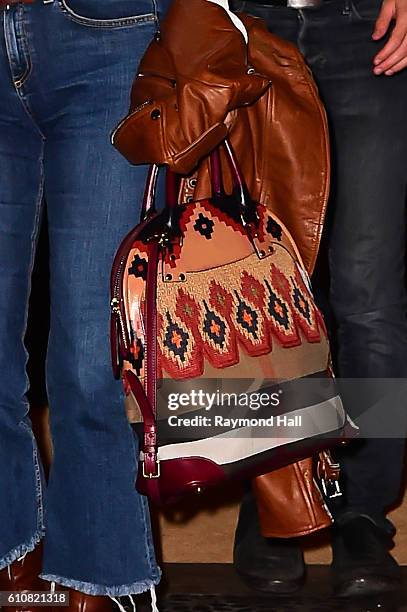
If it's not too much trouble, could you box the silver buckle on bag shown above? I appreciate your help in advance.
[321,477,342,499]
[142,459,161,479]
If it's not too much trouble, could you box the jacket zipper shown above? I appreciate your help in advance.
[110,99,153,145]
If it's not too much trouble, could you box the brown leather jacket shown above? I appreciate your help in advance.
[113,0,334,536]
[113,0,330,275]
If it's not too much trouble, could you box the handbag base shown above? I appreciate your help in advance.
[136,420,355,506]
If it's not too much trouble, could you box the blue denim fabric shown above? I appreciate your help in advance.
[0,0,167,597]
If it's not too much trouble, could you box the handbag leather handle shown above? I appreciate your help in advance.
[165,169,180,210]
[210,139,258,227]
[140,165,180,238]
[223,139,245,189]
[140,164,159,221]
[210,147,223,197]
[141,139,255,235]
[142,139,248,220]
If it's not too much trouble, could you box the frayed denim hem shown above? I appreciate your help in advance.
[0,529,45,571]
[39,567,162,597]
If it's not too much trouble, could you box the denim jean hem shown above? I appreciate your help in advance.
[0,529,45,571]
[39,568,162,597]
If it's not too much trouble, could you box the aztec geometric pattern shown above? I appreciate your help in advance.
[122,199,328,384]
[155,257,326,380]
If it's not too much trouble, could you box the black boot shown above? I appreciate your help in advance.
[233,489,305,594]
[332,515,401,598]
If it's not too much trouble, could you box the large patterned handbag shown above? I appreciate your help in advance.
[110,142,356,505]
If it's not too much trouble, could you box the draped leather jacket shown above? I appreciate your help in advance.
[112,0,330,275]
[112,0,334,537]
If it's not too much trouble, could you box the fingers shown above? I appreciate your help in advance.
[373,0,407,75]
[372,0,395,39]
[374,22,407,73]
[374,15,407,62]
[381,54,407,73]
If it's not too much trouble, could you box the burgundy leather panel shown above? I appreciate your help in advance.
[136,457,226,506]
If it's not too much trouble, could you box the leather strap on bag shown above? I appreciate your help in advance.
[124,370,162,503]
[126,168,181,486]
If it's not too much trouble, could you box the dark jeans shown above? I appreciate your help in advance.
[231,0,407,523]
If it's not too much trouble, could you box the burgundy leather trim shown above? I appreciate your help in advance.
[210,148,223,197]
[110,165,160,378]
[125,370,159,478]
[145,242,159,412]
[136,456,226,506]
[143,240,160,477]
[0,0,33,5]
[109,211,159,377]
[125,371,154,426]
[165,170,179,210]
[110,314,120,380]
[134,420,357,506]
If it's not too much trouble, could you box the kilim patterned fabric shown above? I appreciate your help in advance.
[122,201,338,457]
[122,201,327,390]
[110,154,356,504]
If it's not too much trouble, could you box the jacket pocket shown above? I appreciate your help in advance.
[58,0,157,28]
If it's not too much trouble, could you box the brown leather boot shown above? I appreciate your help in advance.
[64,589,114,611]
[0,542,50,612]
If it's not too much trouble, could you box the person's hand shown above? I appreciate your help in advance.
[372,0,407,75]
